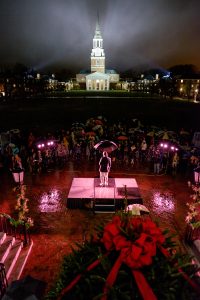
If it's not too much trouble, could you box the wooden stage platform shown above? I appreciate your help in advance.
[67,178,142,210]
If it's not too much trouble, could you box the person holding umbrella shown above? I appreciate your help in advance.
[99,151,111,187]
[94,140,117,186]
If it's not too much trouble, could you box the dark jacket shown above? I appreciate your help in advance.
[99,156,111,172]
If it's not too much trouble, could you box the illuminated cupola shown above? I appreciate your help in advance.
[91,18,105,73]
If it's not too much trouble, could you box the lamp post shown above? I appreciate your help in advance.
[12,168,24,188]
[194,166,200,185]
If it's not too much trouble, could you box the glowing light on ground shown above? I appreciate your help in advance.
[39,188,62,212]
[152,191,175,213]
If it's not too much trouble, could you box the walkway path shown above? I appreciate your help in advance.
[0,161,193,293]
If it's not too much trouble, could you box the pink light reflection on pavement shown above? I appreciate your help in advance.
[152,191,175,214]
[39,188,62,212]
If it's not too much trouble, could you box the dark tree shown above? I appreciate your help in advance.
[55,68,75,81]
[169,64,199,78]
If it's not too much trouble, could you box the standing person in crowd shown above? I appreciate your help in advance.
[152,149,162,175]
[27,132,36,150]
[99,151,111,187]
[140,139,147,164]
[12,153,23,171]
[130,144,137,167]
[172,151,179,175]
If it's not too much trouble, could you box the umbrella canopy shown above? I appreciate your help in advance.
[156,130,177,141]
[72,122,85,128]
[9,143,15,148]
[10,128,20,134]
[92,125,102,131]
[97,115,107,121]
[94,140,118,153]
[116,131,127,136]
[71,122,85,131]
[128,128,136,134]
[117,135,128,141]
[180,129,190,136]
[86,131,96,136]
[94,119,103,125]
[147,131,155,137]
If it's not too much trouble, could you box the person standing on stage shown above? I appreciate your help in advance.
[99,151,111,186]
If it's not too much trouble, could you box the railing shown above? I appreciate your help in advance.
[0,263,8,299]
[184,223,200,243]
[0,214,31,246]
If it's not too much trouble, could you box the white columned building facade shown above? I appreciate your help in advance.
[86,72,110,90]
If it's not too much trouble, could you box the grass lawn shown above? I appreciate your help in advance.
[0,95,199,133]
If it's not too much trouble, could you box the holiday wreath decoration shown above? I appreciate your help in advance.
[47,212,200,300]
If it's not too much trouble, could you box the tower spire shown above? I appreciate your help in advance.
[91,14,105,73]
[97,11,100,29]
[94,14,102,39]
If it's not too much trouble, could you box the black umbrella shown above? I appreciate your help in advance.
[94,140,118,153]
[71,122,85,130]
[3,275,46,300]
[72,122,85,127]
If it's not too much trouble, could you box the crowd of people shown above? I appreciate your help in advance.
[0,117,199,180]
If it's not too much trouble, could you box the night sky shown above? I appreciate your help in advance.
[0,0,200,72]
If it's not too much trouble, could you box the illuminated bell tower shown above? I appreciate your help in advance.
[91,18,105,73]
